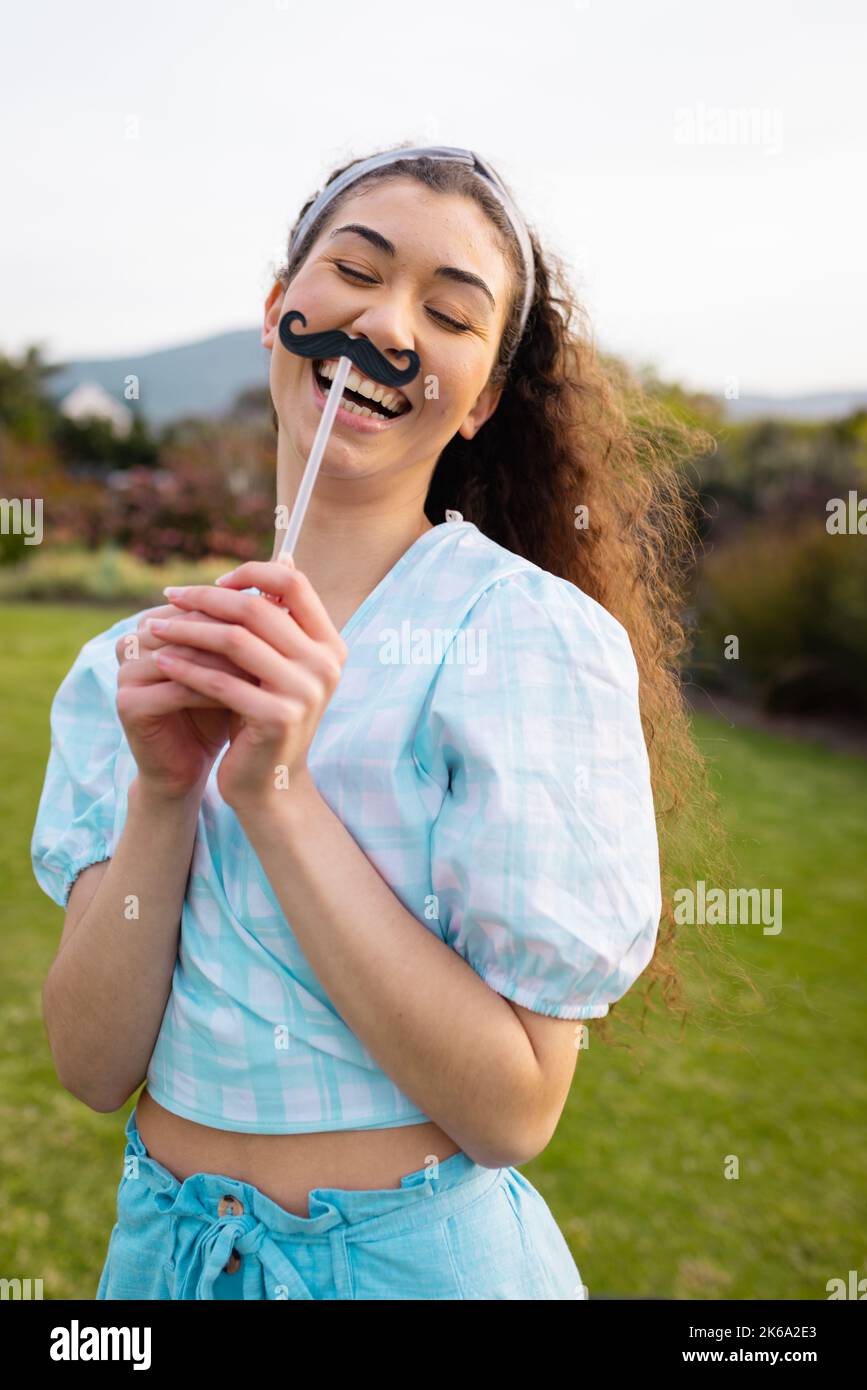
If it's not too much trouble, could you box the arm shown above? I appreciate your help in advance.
[42,777,203,1112]
[239,772,579,1168]
[40,603,247,1112]
[150,565,583,1168]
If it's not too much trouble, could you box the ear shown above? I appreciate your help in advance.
[262,280,286,349]
[457,381,504,441]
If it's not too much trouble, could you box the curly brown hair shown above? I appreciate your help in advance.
[271,141,745,1043]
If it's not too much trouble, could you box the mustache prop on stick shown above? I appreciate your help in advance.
[278,309,421,388]
[273,310,421,565]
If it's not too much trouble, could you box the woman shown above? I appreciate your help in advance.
[33,143,720,1300]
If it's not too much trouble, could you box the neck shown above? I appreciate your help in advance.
[270,426,435,634]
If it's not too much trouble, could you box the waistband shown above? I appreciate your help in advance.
[121,1106,504,1298]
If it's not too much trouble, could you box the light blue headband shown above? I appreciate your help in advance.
[289,145,536,348]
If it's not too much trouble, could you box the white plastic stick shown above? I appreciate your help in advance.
[276,354,353,565]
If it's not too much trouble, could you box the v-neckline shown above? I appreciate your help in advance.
[338,519,471,644]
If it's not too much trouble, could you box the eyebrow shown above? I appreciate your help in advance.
[327,223,497,313]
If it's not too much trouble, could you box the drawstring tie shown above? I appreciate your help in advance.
[172,1194,315,1300]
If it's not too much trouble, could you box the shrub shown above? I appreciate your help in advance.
[690,518,867,716]
[106,462,270,565]
[0,542,246,604]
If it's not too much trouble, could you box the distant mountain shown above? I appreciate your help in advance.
[722,391,867,422]
[45,328,867,428]
[46,329,269,428]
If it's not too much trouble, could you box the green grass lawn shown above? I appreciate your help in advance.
[2,601,865,1299]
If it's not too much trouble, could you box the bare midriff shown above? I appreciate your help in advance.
[135,1086,463,1218]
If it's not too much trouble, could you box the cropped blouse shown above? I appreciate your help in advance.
[31,517,662,1133]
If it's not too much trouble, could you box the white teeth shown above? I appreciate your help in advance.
[341,398,374,418]
[317,358,408,415]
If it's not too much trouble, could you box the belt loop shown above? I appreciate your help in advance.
[328,1227,353,1301]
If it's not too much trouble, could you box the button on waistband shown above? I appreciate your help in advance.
[218,1194,245,1218]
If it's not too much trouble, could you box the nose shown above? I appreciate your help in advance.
[347,299,416,377]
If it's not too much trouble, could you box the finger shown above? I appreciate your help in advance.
[118,607,206,661]
[152,650,303,728]
[117,680,228,715]
[213,557,294,597]
[198,564,340,646]
[161,584,325,661]
[121,642,257,686]
[138,613,229,652]
[135,602,196,631]
[146,616,334,697]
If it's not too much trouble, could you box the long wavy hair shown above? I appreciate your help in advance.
[272,141,747,1043]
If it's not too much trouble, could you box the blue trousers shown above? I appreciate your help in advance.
[96,1107,587,1300]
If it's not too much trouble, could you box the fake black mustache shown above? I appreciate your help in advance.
[278,310,421,389]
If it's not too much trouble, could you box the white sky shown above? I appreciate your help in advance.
[3,0,865,395]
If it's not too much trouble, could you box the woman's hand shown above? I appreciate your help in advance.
[146,562,348,815]
[115,602,259,801]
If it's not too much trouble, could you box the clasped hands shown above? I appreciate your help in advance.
[137,560,347,815]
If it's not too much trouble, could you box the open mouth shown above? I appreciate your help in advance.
[313,359,412,422]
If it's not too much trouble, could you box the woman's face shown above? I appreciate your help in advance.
[263,177,513,483]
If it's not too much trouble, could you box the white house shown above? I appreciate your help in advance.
[59,382,134,438]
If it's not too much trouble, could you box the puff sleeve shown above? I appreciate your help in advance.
[31,616,136,909]
[416,569,662,1020]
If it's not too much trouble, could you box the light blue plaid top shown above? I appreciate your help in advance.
[31,517,662,1133]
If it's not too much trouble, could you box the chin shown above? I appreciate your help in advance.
[286,427,375,478]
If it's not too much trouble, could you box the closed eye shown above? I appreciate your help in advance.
[334,262,471,333]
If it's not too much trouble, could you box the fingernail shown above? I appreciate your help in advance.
[215,570,236,584]
[163,586,182,597]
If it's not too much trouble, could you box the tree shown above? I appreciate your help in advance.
[0,345,62,443]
